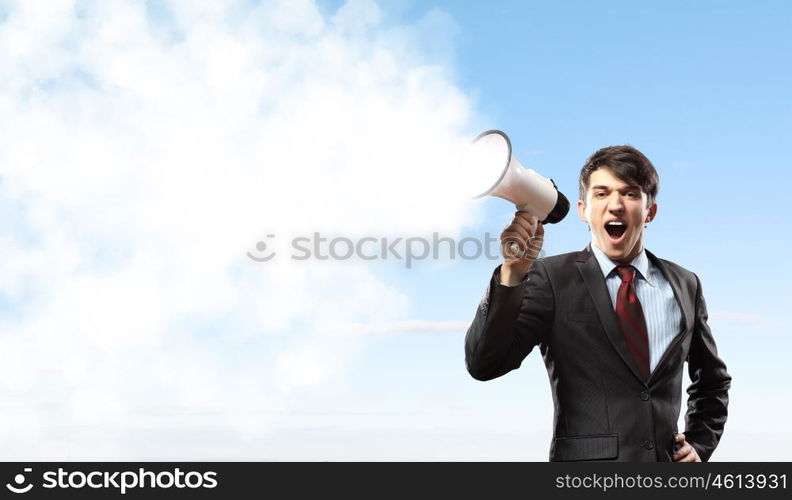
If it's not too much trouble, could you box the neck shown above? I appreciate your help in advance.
[591,241,644,264]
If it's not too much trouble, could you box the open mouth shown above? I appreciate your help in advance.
[604,221,627,241]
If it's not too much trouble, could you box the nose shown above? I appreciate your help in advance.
[607,192,625,212]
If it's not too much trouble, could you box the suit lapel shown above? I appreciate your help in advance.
[575,246,647,384]
[645,250,693,384]
[646,250,693,332]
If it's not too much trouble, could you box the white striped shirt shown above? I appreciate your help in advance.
[591,245,684,373]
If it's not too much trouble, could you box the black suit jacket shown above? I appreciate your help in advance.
[465,247,731,462]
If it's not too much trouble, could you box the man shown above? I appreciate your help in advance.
[464,145,731,462]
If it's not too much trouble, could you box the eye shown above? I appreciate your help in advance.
[594,191,606,198]
[626,191,639,198]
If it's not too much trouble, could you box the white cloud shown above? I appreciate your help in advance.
[0,0,478,458]
[343,319,470,336]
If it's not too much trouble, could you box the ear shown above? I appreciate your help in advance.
[646,202,658,223]
[577,199,588,222]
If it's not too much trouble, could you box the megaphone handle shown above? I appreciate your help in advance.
[515,205,534,214]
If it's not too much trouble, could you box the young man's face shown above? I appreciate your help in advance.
[577,167,657,263]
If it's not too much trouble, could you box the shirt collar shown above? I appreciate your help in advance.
[590,244,655,286]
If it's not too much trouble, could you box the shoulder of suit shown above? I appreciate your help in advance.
[537,250,584,269]
[648,252,701,286]
[538,250,701,282]
[649,253,692,275]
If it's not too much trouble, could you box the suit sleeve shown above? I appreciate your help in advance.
[464,261,554,381]
[684,274,732,462]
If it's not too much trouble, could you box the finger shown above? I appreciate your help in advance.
[515,213,538,235]
[524,232,544,251]
[678,449,698,462]
[502,224,531,242]
[514,211,538,223]
[528,232,544,247]
[508,242,521,256]
[522,244,543,262]
[525,235,543,256]
[501,233,540,261]
[513,213,539,235]
[534,222,544,238]
[502,243,522,260]
[672,434,689,461]
[673,444,694,462]
[500,232,527,259]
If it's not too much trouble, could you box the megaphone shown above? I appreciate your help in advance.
[464,130,569,224]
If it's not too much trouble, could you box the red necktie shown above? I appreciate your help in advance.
[615,265,650,381]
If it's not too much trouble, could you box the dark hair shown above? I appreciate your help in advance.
[579,145,659,206]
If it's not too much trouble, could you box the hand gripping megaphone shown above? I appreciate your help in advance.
[464,130,569,224]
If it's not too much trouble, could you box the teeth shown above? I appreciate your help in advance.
[606,221,624,226]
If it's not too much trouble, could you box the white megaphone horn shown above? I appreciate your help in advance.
[464,130,569,224]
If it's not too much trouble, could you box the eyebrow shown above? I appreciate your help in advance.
[590,184,641,191]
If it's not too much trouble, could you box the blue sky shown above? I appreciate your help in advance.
[335,0,792,459]
[0,0,790,460]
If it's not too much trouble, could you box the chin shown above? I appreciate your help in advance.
[598,242,630,261]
